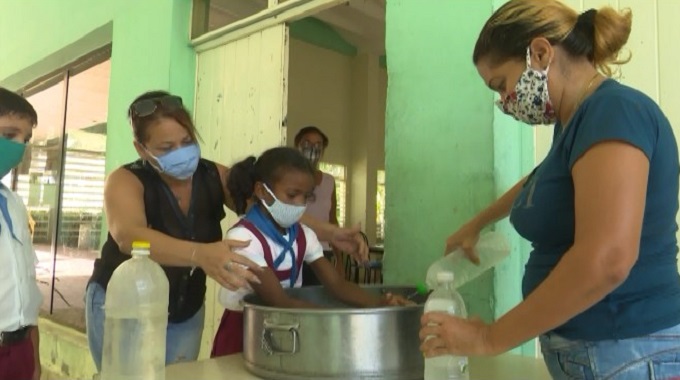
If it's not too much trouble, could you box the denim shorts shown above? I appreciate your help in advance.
[540,324,680,379]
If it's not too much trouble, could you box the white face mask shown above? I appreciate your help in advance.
[261,184,307,228]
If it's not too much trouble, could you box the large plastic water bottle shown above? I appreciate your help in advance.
[101,241,169,380]
[426,231,509,290]
[424,271,469,380]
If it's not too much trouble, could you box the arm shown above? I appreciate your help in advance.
[467,175,527,231]
[422,142,648,356]
[299,213,335,242]
[250,268,318,308]
[300,177,369,262]
[299,214,369,262]
[485,142,647,352]
[445,174,528,258]
[311,258,383,307]
[30,326,40,380]
[106,168,198,264]
[105,168,260,289]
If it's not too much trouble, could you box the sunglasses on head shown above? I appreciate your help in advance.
[129,95,183,118]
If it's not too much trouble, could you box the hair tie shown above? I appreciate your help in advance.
[577,9,597,28]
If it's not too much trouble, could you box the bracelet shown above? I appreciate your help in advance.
[190,246,198,264]
[189,246,198,276]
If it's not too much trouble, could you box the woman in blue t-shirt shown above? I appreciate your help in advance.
[419,0,680,378]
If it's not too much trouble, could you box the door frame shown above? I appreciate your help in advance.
[191,0,348,52]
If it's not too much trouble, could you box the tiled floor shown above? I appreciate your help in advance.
[35,244,97,332]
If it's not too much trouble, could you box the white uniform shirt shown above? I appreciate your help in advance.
[0,185,42,332]
[218,223,324,311]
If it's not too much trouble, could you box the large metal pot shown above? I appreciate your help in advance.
[242,286,426,380]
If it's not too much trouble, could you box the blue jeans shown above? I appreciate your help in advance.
[85,282,205,371]
[540,324,680,379]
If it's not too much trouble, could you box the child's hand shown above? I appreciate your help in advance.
[381,292,417,307]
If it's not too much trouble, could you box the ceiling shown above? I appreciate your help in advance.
[208,0,386,55]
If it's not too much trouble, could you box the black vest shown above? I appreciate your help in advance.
[89,159,225,323]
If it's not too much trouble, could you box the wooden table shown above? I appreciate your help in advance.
[166,353,551,380]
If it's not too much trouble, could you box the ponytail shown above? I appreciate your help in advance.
[473,0,633,77]
[591,7,632,77]
[227,156,257,215]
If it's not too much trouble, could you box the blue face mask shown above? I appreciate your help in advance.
[0,138,26,178]
[146,143,200,180]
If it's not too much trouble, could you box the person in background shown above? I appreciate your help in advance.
[86,91,370,370]
[294,126,345,284]
[211,147,409,356]
[420,1,680,378]
[0,88,42,380]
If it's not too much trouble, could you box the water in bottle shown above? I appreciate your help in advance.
[426,231,509,290]
[424,271,469,380]
[101,241,169,380]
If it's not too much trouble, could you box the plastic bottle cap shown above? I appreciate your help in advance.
[436,271,454,283]
[415,282,429,295]
[132,241,151,249]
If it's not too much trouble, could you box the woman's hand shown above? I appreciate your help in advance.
[195,239,262,290]
[445,222,482,264]
[420,312,498,357]
[330,224,369,264]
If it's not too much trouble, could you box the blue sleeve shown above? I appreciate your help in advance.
[567,93,658,169]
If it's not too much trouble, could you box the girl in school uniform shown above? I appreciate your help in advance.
[211,147,408,357]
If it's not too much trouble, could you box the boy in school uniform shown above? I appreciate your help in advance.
[0,87,42,380]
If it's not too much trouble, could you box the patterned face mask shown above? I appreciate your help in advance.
[299,143,322,165]
[301,146,321,165]
[495,47,556,125]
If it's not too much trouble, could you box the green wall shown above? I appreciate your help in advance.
[0,0,196,250]
[0,0,196,174]
[383,0,496,320]
[383,0,536,354]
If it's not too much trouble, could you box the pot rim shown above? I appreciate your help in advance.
[242,284,425,314]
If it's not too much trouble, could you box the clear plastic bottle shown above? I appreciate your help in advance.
[424,271,469,380]
[426,231,509,290]
[101,241,169,380]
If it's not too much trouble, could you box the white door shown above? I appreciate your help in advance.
[193,24,289,356]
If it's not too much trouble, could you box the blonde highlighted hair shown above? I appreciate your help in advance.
[472,0,632,77]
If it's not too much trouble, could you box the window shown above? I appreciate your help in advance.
[318,162,346,227]
[192,0,269,38]
[12,50,110,330]
[376,170,385,243]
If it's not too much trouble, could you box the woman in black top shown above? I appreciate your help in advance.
[85,91,368,370]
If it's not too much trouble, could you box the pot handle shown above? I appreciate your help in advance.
[262,320,300,355]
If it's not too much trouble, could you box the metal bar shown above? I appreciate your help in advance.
[49,71,70,314]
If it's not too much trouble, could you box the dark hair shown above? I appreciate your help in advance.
[228,147,315,215]
[127,90,199,143]
[294,126,329,148]
[0,87,38,126]
[473,0,632,76]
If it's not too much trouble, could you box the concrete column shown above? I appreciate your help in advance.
[349,53,381,244]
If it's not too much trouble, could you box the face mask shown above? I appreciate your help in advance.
[261,184,307,228]
[300,146,322,165]
[496,47,556,125]
[146,143,200,180]
[0,138,26,178]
